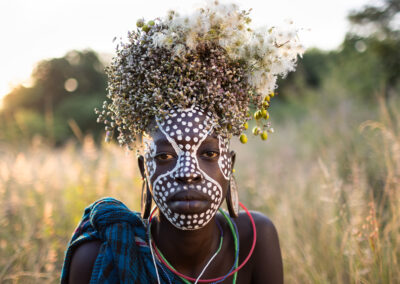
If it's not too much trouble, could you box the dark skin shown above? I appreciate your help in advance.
[68,117,283,283]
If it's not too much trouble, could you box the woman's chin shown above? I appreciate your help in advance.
[167,200,210,214]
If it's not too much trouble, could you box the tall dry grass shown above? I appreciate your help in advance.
[235,96,400,283]
[0,96,399,283]
[0,137,142,283]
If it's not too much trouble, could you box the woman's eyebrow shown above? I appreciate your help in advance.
[200,138,219,148]
[154,138,174,148]
[203,135,219,142]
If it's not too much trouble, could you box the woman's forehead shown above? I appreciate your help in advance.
[144,106,225,149]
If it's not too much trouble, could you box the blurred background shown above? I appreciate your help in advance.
[0,0,399,283]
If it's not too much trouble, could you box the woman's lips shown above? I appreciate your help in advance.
[167,190,210,213]
[168,190,208,202]
[168,200,209,213]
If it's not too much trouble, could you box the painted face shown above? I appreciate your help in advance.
[143,106,232,230]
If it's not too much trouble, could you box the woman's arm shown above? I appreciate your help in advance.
[68,240,102,284]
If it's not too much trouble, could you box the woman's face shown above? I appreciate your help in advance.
[141,106,233,230]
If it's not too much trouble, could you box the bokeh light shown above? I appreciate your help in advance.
[64,78,78,92]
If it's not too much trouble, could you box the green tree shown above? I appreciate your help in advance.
[1,50,107,144]
[348,0,400,38]
[277,49,334,99]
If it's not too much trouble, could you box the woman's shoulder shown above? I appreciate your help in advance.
[235,210,279,242]
[236,210,283,283]
[63,197,145,284]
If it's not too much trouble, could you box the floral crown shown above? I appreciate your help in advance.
[95,1,304,148]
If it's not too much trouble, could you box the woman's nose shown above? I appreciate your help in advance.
[173,153,203,183]
[175,171,202,184]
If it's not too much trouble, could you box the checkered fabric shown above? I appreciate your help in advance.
[60,197,184,283]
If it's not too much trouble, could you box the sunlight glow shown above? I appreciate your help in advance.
[0,83,14,109]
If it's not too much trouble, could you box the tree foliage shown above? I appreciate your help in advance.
[348,0,400,38]
[0,50,107,144]
[348,0,400,96]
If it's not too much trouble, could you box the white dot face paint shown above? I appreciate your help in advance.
[218,137,232,179]
[143,105,232,230]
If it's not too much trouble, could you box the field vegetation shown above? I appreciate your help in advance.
[1,0,399,283]
[1,92,399,283]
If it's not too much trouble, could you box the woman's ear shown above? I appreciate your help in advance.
[137,155,146,179]
[230,150,236,171]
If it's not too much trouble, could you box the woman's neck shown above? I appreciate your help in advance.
[151,212,221,276]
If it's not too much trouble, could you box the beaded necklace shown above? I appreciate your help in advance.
[149,208,238,284]
[148,208,231,283]
[212,210,239,284]
[148,202,256,283]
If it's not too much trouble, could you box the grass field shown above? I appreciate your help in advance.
[0,94,399,283]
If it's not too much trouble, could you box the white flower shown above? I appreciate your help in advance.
[152,32,167,48]
[146,1,303,95]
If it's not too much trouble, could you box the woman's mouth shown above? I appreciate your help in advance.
[167,190,210,213]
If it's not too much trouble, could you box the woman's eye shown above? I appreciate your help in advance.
[201,151,219,159]
[155,153,175,161]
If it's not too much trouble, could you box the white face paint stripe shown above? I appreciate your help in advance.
[152,121,182,193]
[156,118,183,156]
[145,115,189,187]
[187,124,223,229]
[143,136,157,180]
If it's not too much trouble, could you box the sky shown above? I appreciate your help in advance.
[0,0,373,105]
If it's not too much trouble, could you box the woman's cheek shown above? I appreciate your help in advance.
[198,159,224,179]
[152,159,177,178]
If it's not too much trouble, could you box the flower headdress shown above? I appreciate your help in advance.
[96,1,304,148]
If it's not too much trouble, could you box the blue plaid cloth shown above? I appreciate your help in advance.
[60,197,184,283]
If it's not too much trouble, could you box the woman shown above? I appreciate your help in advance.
[61,2,303,283]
